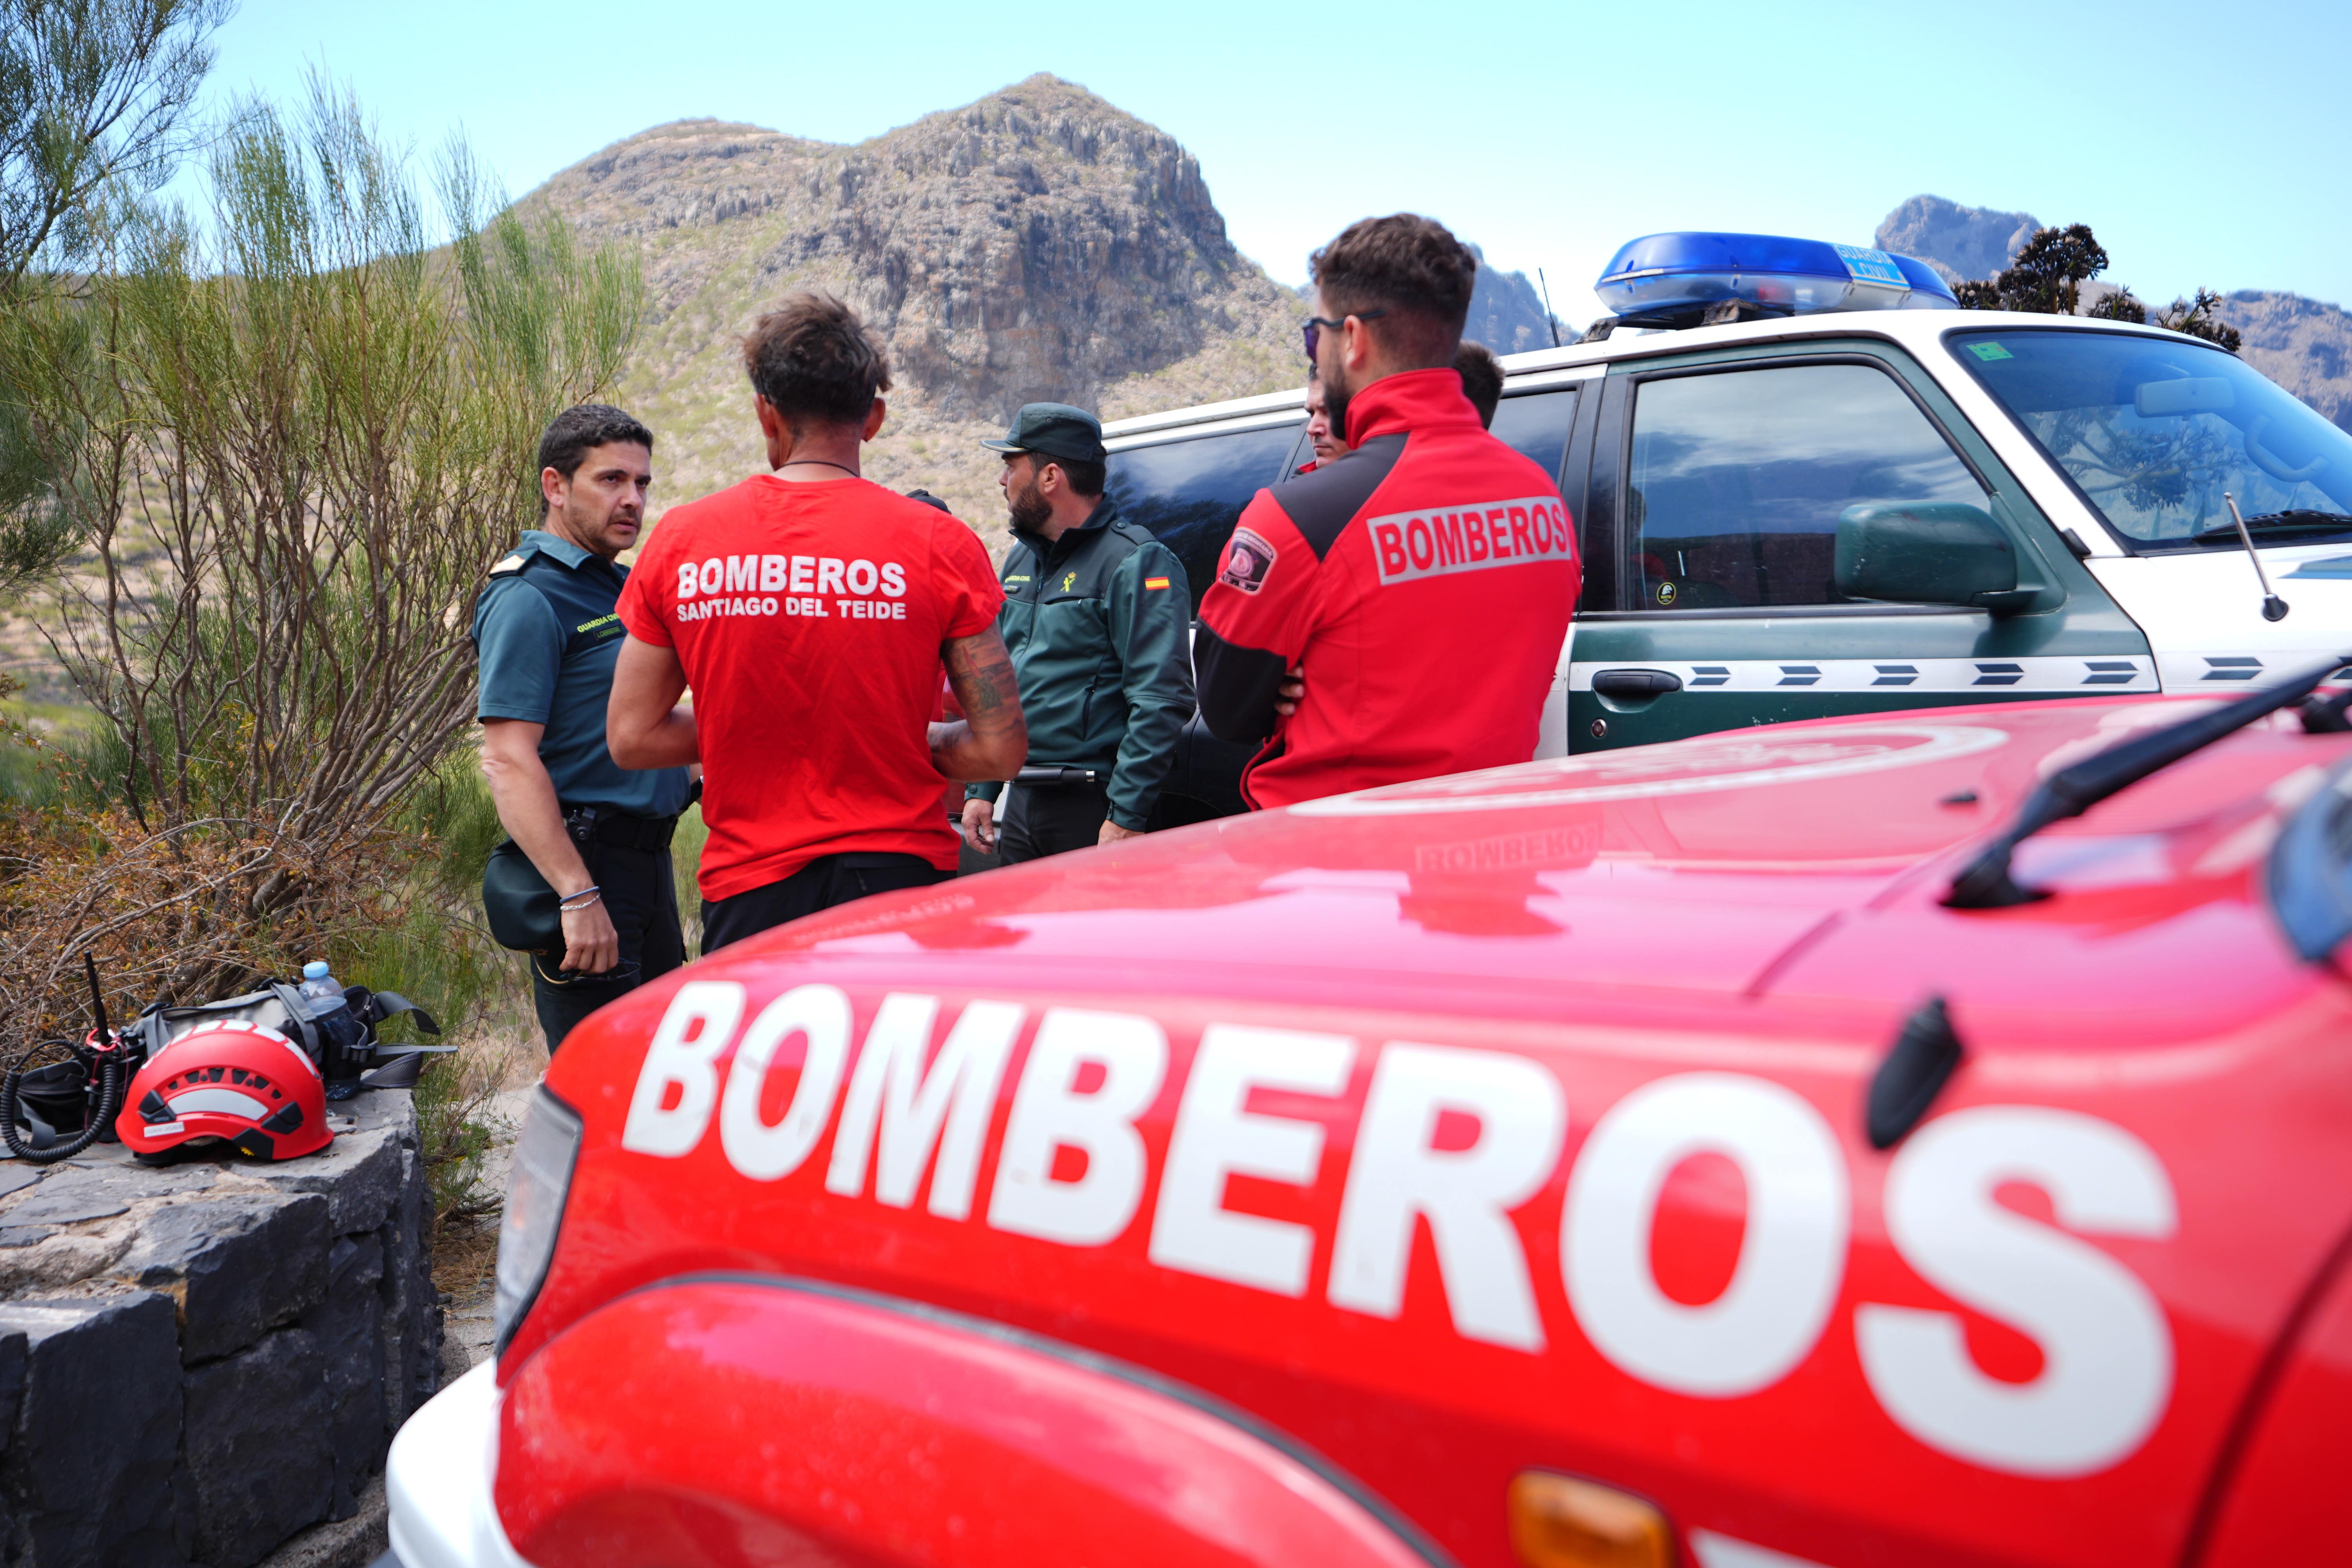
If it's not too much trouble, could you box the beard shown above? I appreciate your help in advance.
[1319,361,1357,448]
[564,494,639,556]
[1008,474,1052,534]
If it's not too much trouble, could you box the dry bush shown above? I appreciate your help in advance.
[0,796,419,1039]
[0,83,640,1044]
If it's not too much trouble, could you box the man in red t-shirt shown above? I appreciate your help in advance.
[609,292,1025,952]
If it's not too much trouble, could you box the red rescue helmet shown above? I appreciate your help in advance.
[114,1020,330,1161]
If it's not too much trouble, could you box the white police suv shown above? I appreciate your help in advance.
[1102,231,2352,759]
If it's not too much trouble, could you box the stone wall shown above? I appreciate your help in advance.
[0,1093,439,1567]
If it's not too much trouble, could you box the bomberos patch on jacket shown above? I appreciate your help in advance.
[1367,496,1574,586]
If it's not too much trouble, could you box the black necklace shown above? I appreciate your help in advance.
[779,459,858,476]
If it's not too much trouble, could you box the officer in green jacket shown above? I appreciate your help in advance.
[962,404,1194,862]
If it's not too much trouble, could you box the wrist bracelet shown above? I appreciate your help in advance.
[559,885,603,912]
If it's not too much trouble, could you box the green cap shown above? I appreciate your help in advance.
[981,403,1106,464]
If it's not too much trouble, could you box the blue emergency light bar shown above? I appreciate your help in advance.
[1595,232,1958,323]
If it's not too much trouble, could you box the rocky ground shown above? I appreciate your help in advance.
[434,1087,535,1385]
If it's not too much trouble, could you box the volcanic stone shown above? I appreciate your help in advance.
[115,1191,331,1363]
[299,1234,386,1521]
[12,1160,215,1225]
[241,1123,402,1236]
[378,1142,441,1430]
[7,1170,130,1225]
[0,1294,187,1566]
[183,1326,333,1566]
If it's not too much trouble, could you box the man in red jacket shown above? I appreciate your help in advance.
[1194,214,1579,809]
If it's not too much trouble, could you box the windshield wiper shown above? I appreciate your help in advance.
[1944,653,2352,909]
[2190,509,2352,542]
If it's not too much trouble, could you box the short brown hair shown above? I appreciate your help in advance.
[1454,341,1503,428]
[742,291,892,430]
[536,404,653,516]
[1310,214,1479,368]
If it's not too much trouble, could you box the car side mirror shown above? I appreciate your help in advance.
[1835,503,2028,613]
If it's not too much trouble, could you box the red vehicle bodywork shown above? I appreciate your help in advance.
[497,698,2352,1568]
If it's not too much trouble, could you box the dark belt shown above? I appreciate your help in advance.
[1016,766,1103,787]
[562,804,680,852]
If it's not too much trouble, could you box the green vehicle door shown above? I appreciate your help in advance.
[1564,338,2155,753]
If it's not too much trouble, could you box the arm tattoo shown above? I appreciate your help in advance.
[945,632,1019,722]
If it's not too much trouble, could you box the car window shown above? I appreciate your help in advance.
[1951,328,2352,550]
[1625,362,1987,611]
[1490,387,1578,487]
[1105,423,1302,613]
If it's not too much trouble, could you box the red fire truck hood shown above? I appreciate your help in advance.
[506,696,2352,1568]
[738,697,2346,1026]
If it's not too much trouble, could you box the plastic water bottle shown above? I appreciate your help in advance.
[298,960,347,1016]
[299,960,365,1094]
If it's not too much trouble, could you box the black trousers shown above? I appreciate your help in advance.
[998,780,1112,864]
[702,852,951,956]
[530,841,686,1052]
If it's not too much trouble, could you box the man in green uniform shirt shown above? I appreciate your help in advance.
[472,405,691,1049]
[961,404,1194,862]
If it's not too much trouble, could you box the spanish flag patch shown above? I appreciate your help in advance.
[1144,576,1171,590]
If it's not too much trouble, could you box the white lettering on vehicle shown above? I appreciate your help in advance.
[620,981,745,1157]
[1563,1073,1849,1396]
[1329,1043,1563,1350]
[625,989,2182,1479]
[989,1009,1167,1246]
[1856,1107,2176,1476]
[1367,495,1574,586]
[825,995,1020,1221]
[1151,1025,1354,1297]
[720,984,852,1181]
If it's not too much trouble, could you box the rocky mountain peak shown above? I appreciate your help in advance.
[538,75,1290,429]
[1875,194,2041,285]
[529,80,1591,533]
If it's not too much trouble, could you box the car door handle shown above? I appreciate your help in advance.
[1591,668,1684,697]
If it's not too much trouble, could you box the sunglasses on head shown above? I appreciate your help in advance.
[1302,309,1387,365]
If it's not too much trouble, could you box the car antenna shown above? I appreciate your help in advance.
[2224,491,2291,622]
[1944,653,2350,909]
[1537,269,1562,349]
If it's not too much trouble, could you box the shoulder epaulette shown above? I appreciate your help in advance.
[488,554,528,577]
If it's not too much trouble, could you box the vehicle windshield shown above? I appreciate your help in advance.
[1951,328,2352,550]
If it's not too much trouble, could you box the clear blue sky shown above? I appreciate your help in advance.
[180,0,2350,322]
